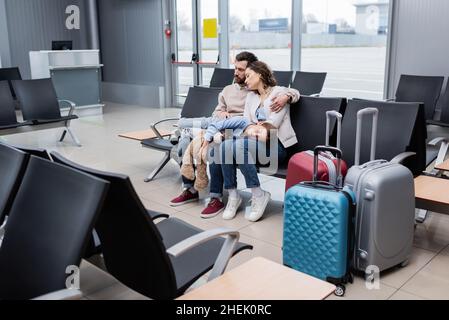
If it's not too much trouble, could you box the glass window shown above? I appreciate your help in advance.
[302,0,390,99]
[176,0,193,62]
[176,67,193,105]
[229,0,292,71]
[199,0,219,86]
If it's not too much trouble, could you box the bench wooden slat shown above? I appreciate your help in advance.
[177,257,336,301]
[119,129,172,142]
[435,159,449,172]
[415,175,449,214]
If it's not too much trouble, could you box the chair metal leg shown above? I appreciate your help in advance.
[0,216,7,246]
[415,209,428,224]
[59,130,67,142]
[144,152,172,182]
[61,127,82,147]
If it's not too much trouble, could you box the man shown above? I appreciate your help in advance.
[170,51,300,219]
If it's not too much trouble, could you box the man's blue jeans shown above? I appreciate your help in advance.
[220,137,287,190]
[182,148,224,199]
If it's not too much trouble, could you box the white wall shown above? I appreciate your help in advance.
[0,0,11,67]
[388,0,449,98]
[2,0,87,78]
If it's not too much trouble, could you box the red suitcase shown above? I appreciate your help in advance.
[285,111,348,191]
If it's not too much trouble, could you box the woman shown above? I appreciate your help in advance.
[220,61,298,222]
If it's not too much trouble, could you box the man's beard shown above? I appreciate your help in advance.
[235,76,245,85]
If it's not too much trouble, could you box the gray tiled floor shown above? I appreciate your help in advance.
[3,102,449,300]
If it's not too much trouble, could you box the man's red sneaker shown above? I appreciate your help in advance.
[169,189,199,207]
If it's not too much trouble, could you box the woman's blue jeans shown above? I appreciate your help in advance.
[220,137,287,190]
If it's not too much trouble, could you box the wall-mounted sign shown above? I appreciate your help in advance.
[259,18,289,32]
[203,18,218,38]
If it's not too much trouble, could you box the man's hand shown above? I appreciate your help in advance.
[215,111,230,120]
[270,94,291,113]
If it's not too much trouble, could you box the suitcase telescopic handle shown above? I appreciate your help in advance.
[314,146,343,188]
[326,111,343,149]
[355,108,379,166]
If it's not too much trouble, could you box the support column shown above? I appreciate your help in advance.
[218,0,229,68]
[86,0,100,49]
[0,0,12,67]
[162,0,174,107]
[291,0,302,71]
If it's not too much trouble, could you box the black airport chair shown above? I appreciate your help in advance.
[11,79,81,146]
[0,81,32,130]
[340,99,426,175]
[393,74,444,121]
[273,70,294,87]
[51,152,253,300]
[209,68,235,88]
[0,142,30,226]
[13,145,52,161]
[291,71,327,96]
[426,82,449,170]
[272,96,347,178]
[141,86,222,182]
[0,156,110,300]
[0,67,22,100]
[428,80,449,128]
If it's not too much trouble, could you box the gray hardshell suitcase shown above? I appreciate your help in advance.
[344,108,415,273]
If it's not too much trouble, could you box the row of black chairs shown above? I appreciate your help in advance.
[391,74,446,123]
[208,68,327,96]
[389,74,449,166]
[0,67,21,100]
[0,142,252,300]
[0,67,80,146]
[143,86,430,181]
[211,70,449,127]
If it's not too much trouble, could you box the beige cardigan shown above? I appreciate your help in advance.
[244,86,298,148]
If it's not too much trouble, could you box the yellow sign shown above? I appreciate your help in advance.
[203,18,218,39]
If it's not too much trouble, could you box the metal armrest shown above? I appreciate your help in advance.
[150,118,180,139]
[428,137,449,165]
[309,93,320,97]
[390,152,416,165]
[428,137,449,146]
[167,227,240,282]
[427,120,449,128]
[58,99,77,116]
[33,289,82,300]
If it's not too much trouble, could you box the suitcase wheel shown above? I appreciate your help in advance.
[400,259,410,268]
[334,285,346,297]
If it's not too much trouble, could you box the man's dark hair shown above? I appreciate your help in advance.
[235,51,258,64]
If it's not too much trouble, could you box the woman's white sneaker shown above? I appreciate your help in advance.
[247,191,271,222]
[223,196,242,220]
